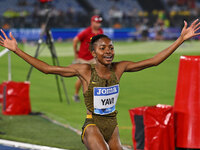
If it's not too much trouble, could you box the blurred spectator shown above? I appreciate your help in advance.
[154,19,165,40]
[17,0,27,6]
[2,23,11,30]
[66,7,76,26]
[3,9,18,18]
[109,6,123,26]
[113,22,122,29]
[124,8,140,27]
[134,18,149,41]
[0,0,199,29]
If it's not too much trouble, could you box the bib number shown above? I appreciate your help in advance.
[93,84,119,115]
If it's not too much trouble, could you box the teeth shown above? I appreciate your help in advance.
[104,56,112,58]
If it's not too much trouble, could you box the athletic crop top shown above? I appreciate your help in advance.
[83,64,119,117]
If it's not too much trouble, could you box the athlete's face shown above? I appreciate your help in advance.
[92,38,115,65]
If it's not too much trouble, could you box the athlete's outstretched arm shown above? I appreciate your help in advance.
[118,19,200,73]
[0,29,80,77]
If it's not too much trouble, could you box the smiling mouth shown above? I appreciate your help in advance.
[103,55,113,61]
[104,56,112,58]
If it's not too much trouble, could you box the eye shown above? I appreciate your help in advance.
[110,47,114,50]
[100,47,105,50]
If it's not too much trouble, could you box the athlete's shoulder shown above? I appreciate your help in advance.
[78,64,92,77]
[111,61,129,70]
[79,63,91,71]
[111,62,118,70]
[111,62,120,67]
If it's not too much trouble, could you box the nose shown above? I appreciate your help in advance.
[105,47,111,54]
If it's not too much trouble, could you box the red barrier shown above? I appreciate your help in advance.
[129,106,148,149]
[144,105,174,150]
[174,56,200,148]
[129,105,174,150]
[2,81,31,115]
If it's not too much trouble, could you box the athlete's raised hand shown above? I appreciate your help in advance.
[0,29,18,52]
[180,19,200,41]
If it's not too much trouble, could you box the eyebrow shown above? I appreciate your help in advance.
[99,44,113,46]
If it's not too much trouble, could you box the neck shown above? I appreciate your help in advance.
[95,61,111,73]
[91,27,99,34]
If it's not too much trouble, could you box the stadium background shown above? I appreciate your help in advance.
[0,0,200,150]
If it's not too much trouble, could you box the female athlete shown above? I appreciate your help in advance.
[0,19,200,150]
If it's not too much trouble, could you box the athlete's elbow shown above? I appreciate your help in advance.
[41,69,49,74]
[150,59,160,67]
[152,62,160,66]
[41,65,52,74]
[43,70,49,74]
[151,57,163,66]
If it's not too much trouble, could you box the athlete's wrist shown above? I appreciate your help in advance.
[13,47,21,53]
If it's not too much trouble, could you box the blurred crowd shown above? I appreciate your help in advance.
[1,0,89,29]
[0,0,200,32]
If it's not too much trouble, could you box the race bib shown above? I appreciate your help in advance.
[93,84,119,115]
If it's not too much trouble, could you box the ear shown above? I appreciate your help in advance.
[91,50,97,58]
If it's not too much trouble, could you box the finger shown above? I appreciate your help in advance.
[0,35,4,42]
[0,29,8,39]
[194,21,200,30]
[9,32,15,40]
[0,41,4,47]
[190,19,199,28]
[194,25,200,32]
[183,20,187,30]
[194,32,200,36]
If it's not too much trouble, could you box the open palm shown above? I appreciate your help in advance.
[0,29,18,52]
[181,19,200,41]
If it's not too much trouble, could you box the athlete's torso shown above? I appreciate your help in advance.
[83,64,119,117]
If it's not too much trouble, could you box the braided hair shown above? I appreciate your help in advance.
[89,34,111,52]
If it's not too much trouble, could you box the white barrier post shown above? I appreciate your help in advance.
[8,51,11,81]
[0,48,9,57]
[0,48,11,81]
